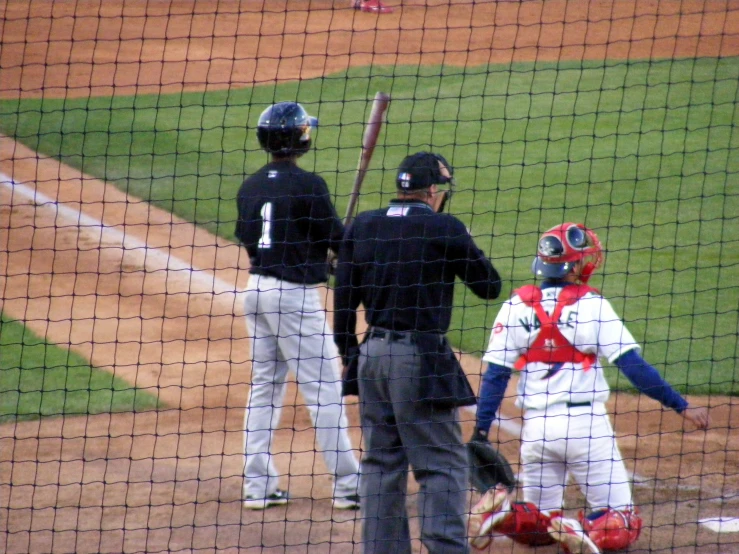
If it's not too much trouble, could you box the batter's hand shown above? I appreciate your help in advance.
[327,252,338,275]
[681,405,710,429]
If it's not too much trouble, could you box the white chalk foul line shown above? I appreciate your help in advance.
[699,517,739,533]
[1,173,241,300]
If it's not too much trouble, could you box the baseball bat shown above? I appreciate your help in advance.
[344,91,390,226]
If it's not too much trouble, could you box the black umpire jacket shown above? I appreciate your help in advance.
[333,199,502,394]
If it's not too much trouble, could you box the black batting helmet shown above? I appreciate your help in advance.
[257,102,318,156]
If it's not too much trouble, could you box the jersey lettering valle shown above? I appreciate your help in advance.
[483,285,639,411]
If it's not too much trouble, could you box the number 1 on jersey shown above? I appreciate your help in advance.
[258,202,272,249]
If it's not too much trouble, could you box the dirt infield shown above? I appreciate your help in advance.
[1,1,738,552]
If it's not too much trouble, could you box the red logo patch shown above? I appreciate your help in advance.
[493,322,504,334]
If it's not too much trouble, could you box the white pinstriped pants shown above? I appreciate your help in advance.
[520,402,634,513]
[242,274,359,499]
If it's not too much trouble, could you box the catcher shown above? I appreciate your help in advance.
[469,223,710,554]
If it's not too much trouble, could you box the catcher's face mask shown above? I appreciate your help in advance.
[532,222,603,283]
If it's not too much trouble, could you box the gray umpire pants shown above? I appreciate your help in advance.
[358,332,470,554]
[243,274,360,499]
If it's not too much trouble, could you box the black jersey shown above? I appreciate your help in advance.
[334,199,502,360]
[235,160,344,285]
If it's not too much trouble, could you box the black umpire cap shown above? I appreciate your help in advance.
[396,152,454,191]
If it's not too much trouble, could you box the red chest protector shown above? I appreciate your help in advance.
[513,284,599,371]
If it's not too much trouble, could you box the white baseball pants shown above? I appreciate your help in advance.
[243,274,359,499]
[519,402,633,513]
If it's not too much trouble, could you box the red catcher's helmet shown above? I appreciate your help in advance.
[532,223,603,284]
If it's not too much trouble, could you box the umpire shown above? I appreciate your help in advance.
[334,152,502,553]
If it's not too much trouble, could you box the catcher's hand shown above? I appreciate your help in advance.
[467,432,517,493]
[681,405,710,429]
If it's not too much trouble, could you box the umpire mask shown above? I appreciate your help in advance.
[396,152,455,213]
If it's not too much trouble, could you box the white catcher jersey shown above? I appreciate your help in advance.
[483,285,640,411]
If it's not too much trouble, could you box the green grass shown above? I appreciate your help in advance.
[0,313,161,423]
[1,57,738,395]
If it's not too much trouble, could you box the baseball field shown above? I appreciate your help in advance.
[1,0,738,552]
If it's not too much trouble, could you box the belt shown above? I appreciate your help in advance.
[367,328,411,342]
[566,401,592,408]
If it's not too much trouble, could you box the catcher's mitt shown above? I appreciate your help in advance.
[466,438,517,493]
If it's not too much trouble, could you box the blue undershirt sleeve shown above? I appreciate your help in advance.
[615,349,689,413]
[476,362,512,434]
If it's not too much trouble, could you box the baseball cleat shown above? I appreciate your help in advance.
[243,489,289,510]
[354,0,394,14]
[548,516,601,554]
[469,485,511,550]
[332,494,361,510]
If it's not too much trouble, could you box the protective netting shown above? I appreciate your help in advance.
[0,1,737,552]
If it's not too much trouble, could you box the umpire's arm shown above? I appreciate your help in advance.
[449,220,502,300]
[333,224,361,365]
